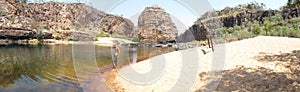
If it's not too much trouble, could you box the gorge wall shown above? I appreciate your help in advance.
[0,0,134,41]
[178,3,281,42]
[138,6,178,43]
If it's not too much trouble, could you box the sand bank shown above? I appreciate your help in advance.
[104,36,300,92]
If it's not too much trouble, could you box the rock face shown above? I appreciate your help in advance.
[178,3,279,42]
[138,6,178,43]
[0,1,134,41]
[177,23,209,42]
[281,5,300,19]
[0,27,35,40]
[98,15,134,37]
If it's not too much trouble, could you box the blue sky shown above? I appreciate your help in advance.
[34,0,287,33]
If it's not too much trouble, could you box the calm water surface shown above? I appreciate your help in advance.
[0,44,174,92]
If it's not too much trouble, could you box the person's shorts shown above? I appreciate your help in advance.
[113,57,118,64]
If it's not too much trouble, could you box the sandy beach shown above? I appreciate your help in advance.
[103,36,300,92]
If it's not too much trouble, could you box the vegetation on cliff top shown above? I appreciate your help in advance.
[208,1,300,43]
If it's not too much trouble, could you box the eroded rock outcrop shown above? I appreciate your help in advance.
[138,6,178,43]
[178,3,279,42]
[0,1,134,41]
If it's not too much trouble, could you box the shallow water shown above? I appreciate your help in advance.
[0,44,174,92]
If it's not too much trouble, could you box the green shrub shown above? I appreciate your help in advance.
[233,25,242,31]
[263,17,274,36]
[236,29,253,39]
[132,37,140,42]
[36,27,44,42]
[286,28,300,38]
[296,31,300,38]
[293,24,299,30]
[227,27,234,33]
[98,31,108,37]
[215,28,225,37]
[96,31,108,37]
[290,18,299,23]
[224,31,232,38]
[269,29,277,36]
[67,35,74,41]
[53,33,61,40]
[252,24,262,35]
[111,33,127,39]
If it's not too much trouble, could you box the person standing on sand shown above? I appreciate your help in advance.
[112,44,120,69]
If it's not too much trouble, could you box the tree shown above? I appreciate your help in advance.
[263,17,273,36]
[36,27,44,42]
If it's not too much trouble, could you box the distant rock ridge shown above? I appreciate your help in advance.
[138,6,178,43]
[0,1,134,41]
[177,3,285,42]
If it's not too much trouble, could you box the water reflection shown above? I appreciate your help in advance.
[0,44,175,91]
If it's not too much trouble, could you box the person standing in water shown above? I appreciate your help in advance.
[112,44,120,69]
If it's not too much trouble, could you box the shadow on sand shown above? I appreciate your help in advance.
[197,50,300,92]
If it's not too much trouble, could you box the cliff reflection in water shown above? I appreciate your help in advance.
[0,44,174,91]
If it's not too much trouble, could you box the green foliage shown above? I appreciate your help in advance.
[293,24,299,30]
[111,33,128,39]
[227,27,234,33]
[263,17,273,36]
[290,18,299,23]
[215,28,225,37]
[233,25,242,31]
[96,31,108,37]
[281,26,289,37]
[236,29,254,39]
[53,33,61,40]
[252,24,262,35]
[269,29,277,36]
[67,35,74,41]
[131,37,140,42]
[36,27,44,42]
[273,14,283,24]
[224,31,232,38]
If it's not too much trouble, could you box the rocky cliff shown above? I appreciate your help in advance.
[177,3,279,42]
[0,0,134,41]
[138,6,178,43]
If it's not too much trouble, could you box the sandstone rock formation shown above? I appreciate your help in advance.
[138,6,178,43]
[0,1,134,41]
[178,3,279,42]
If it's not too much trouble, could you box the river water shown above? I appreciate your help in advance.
[0,44,174,92]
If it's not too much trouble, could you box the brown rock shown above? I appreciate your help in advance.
[138,6,178,43]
